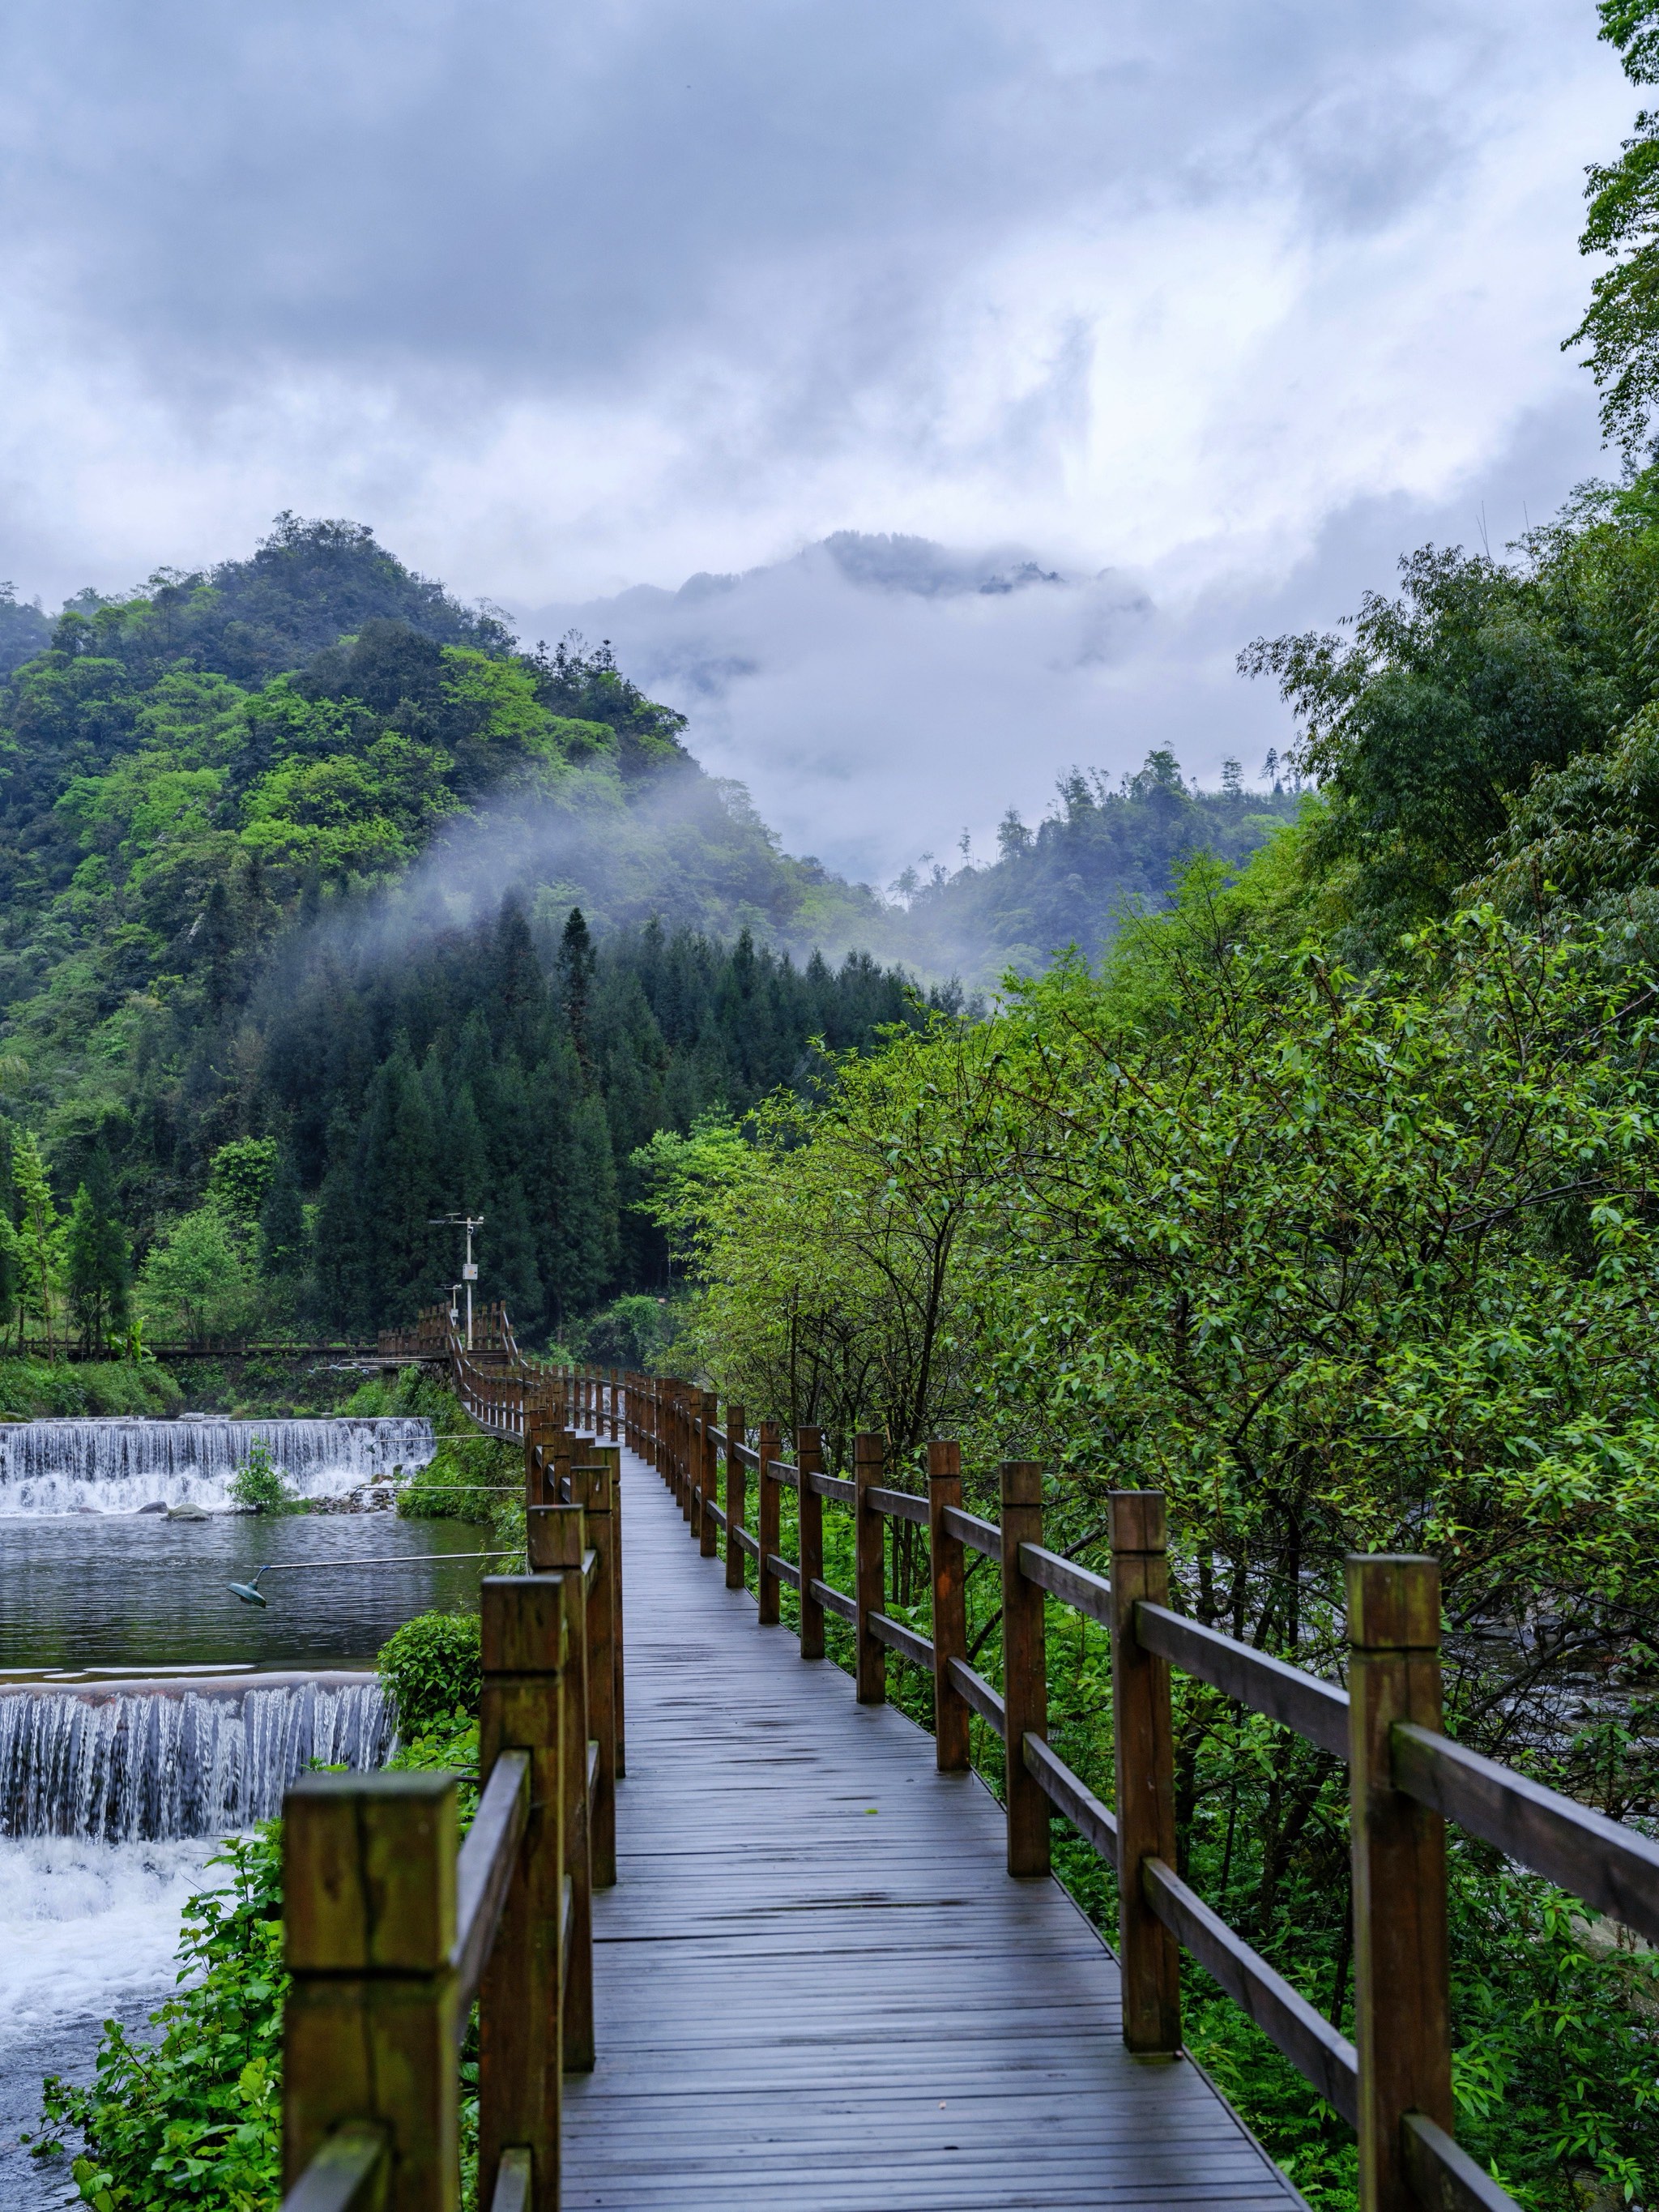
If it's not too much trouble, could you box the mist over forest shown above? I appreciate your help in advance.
[0,514,1293,1349]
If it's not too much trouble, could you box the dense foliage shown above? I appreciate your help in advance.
[377,1608,484,1737]
[1570,1,1659,457]
[644,452,1659,2202]
[893,747,1297,978]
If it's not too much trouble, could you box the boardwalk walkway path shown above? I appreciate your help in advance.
[561,1445,1305,2210]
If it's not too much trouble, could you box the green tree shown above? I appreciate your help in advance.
[1569,0,1659,457]
[207,1137,279,1228]
[138,1206,258,1344]
[257,1147,307,1285]
[63,1151,130,1352]
[11,1131,59,1355]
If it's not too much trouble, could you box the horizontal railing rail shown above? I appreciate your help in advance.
[623,1371,1659,2212]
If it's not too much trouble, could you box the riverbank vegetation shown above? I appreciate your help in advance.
[30,1612,483,2210]
[0,1356,179,1418]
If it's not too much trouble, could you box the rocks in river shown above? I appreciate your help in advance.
[166,1501,210,1521]
[137,1501,168,1514]
[306,1484,398,1515]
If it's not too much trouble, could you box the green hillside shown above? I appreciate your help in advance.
[0,513,1301,1351]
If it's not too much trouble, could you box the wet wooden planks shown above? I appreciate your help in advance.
[561,1450,1305,2211]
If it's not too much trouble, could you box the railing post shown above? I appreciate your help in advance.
[698,1390,721,1558]
[796,1426,825,1660]
[680,1383,694,1524]
[527,1504,594,2073]
[723,1401,746,1590]
[574,1458,619,1886]
[1108,1490,1181,2054]
[478,1574,566,2211]
[1347,1556,1452,2212]
[928,1438,970,1773]
[595,1441,625,1781]
[1000,1460,1049,1877]
[284,1771,458,2210]
[854,1431,887,1705]
[756,1419,782,1626]
[610,1366,621,1442]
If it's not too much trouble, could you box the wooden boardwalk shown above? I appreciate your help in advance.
[561,1448,1305,2210]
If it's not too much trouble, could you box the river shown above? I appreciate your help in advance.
[0,1411,495,2209]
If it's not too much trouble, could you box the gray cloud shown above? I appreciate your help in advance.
[0,0,1631,882]
[510,391,1606,886]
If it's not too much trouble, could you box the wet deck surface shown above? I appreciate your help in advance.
[561,1447,1304,2210]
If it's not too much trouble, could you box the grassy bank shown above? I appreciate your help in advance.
[0,1357,181,1418]
[344,1368,524,1560]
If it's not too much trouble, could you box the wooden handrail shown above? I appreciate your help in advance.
[451,1750,531,2013]
[281,1315,629,2210]
[627,1373,1659,2212]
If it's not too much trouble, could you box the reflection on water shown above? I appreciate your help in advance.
[0,1512,500,1674]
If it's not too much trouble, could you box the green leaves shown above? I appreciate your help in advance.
[36,1829,288,2211]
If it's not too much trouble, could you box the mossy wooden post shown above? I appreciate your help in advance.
[796,1426,826,1660]
[724,1401,747,1591]
[574,1458,618,1885]
[1000,1460,1050,1876]
[1108,1490,1181,2054]
[928,1439,970,1774]
[854,1432,887,1705]
[698,1390,721,1558]
[284,1770,459,2210]
[478,1575,565,2212]
[1347,1556,1452,2212]
[593,1441,626,1779]
[527,1503,594,2073]
[757,1419,783,1626]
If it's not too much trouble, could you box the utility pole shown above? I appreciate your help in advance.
[431,1216,484,1350]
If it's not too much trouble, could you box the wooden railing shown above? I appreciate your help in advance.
[280,1339,624,2211]
[624,1373,1659,2212]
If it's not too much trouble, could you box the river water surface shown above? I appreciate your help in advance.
[0,1412,497,2208]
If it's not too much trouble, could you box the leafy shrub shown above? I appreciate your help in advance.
[378,1608,482,1736]
[571,1292,676,1371]
[227,1438,303,1514]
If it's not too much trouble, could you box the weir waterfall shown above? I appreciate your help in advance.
[0,1415,433,1514]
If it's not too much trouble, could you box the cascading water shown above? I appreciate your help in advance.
[0,1676,394,1841]
[0,1416,434,1514]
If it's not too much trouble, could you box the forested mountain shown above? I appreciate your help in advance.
[0,517,976,1347]
[893,749,1298,973]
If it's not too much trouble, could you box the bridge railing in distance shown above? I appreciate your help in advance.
[625,1373,1659,2212]
[284,1326,624,2209]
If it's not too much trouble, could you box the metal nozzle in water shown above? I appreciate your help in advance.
[224,1548,516,1608]
[228,1567,269,1608]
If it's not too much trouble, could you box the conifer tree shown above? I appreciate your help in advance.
[559,907,596,1066]
[11,1132,58,1355]
[64,1149,130,1352]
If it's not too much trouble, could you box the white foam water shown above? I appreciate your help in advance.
[0,1832,215,2055]
[0,1416,434,1515]
[0,1679,394,1842]
[0,1833,220,2210]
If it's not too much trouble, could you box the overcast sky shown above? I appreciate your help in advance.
[0,0,1633,882]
